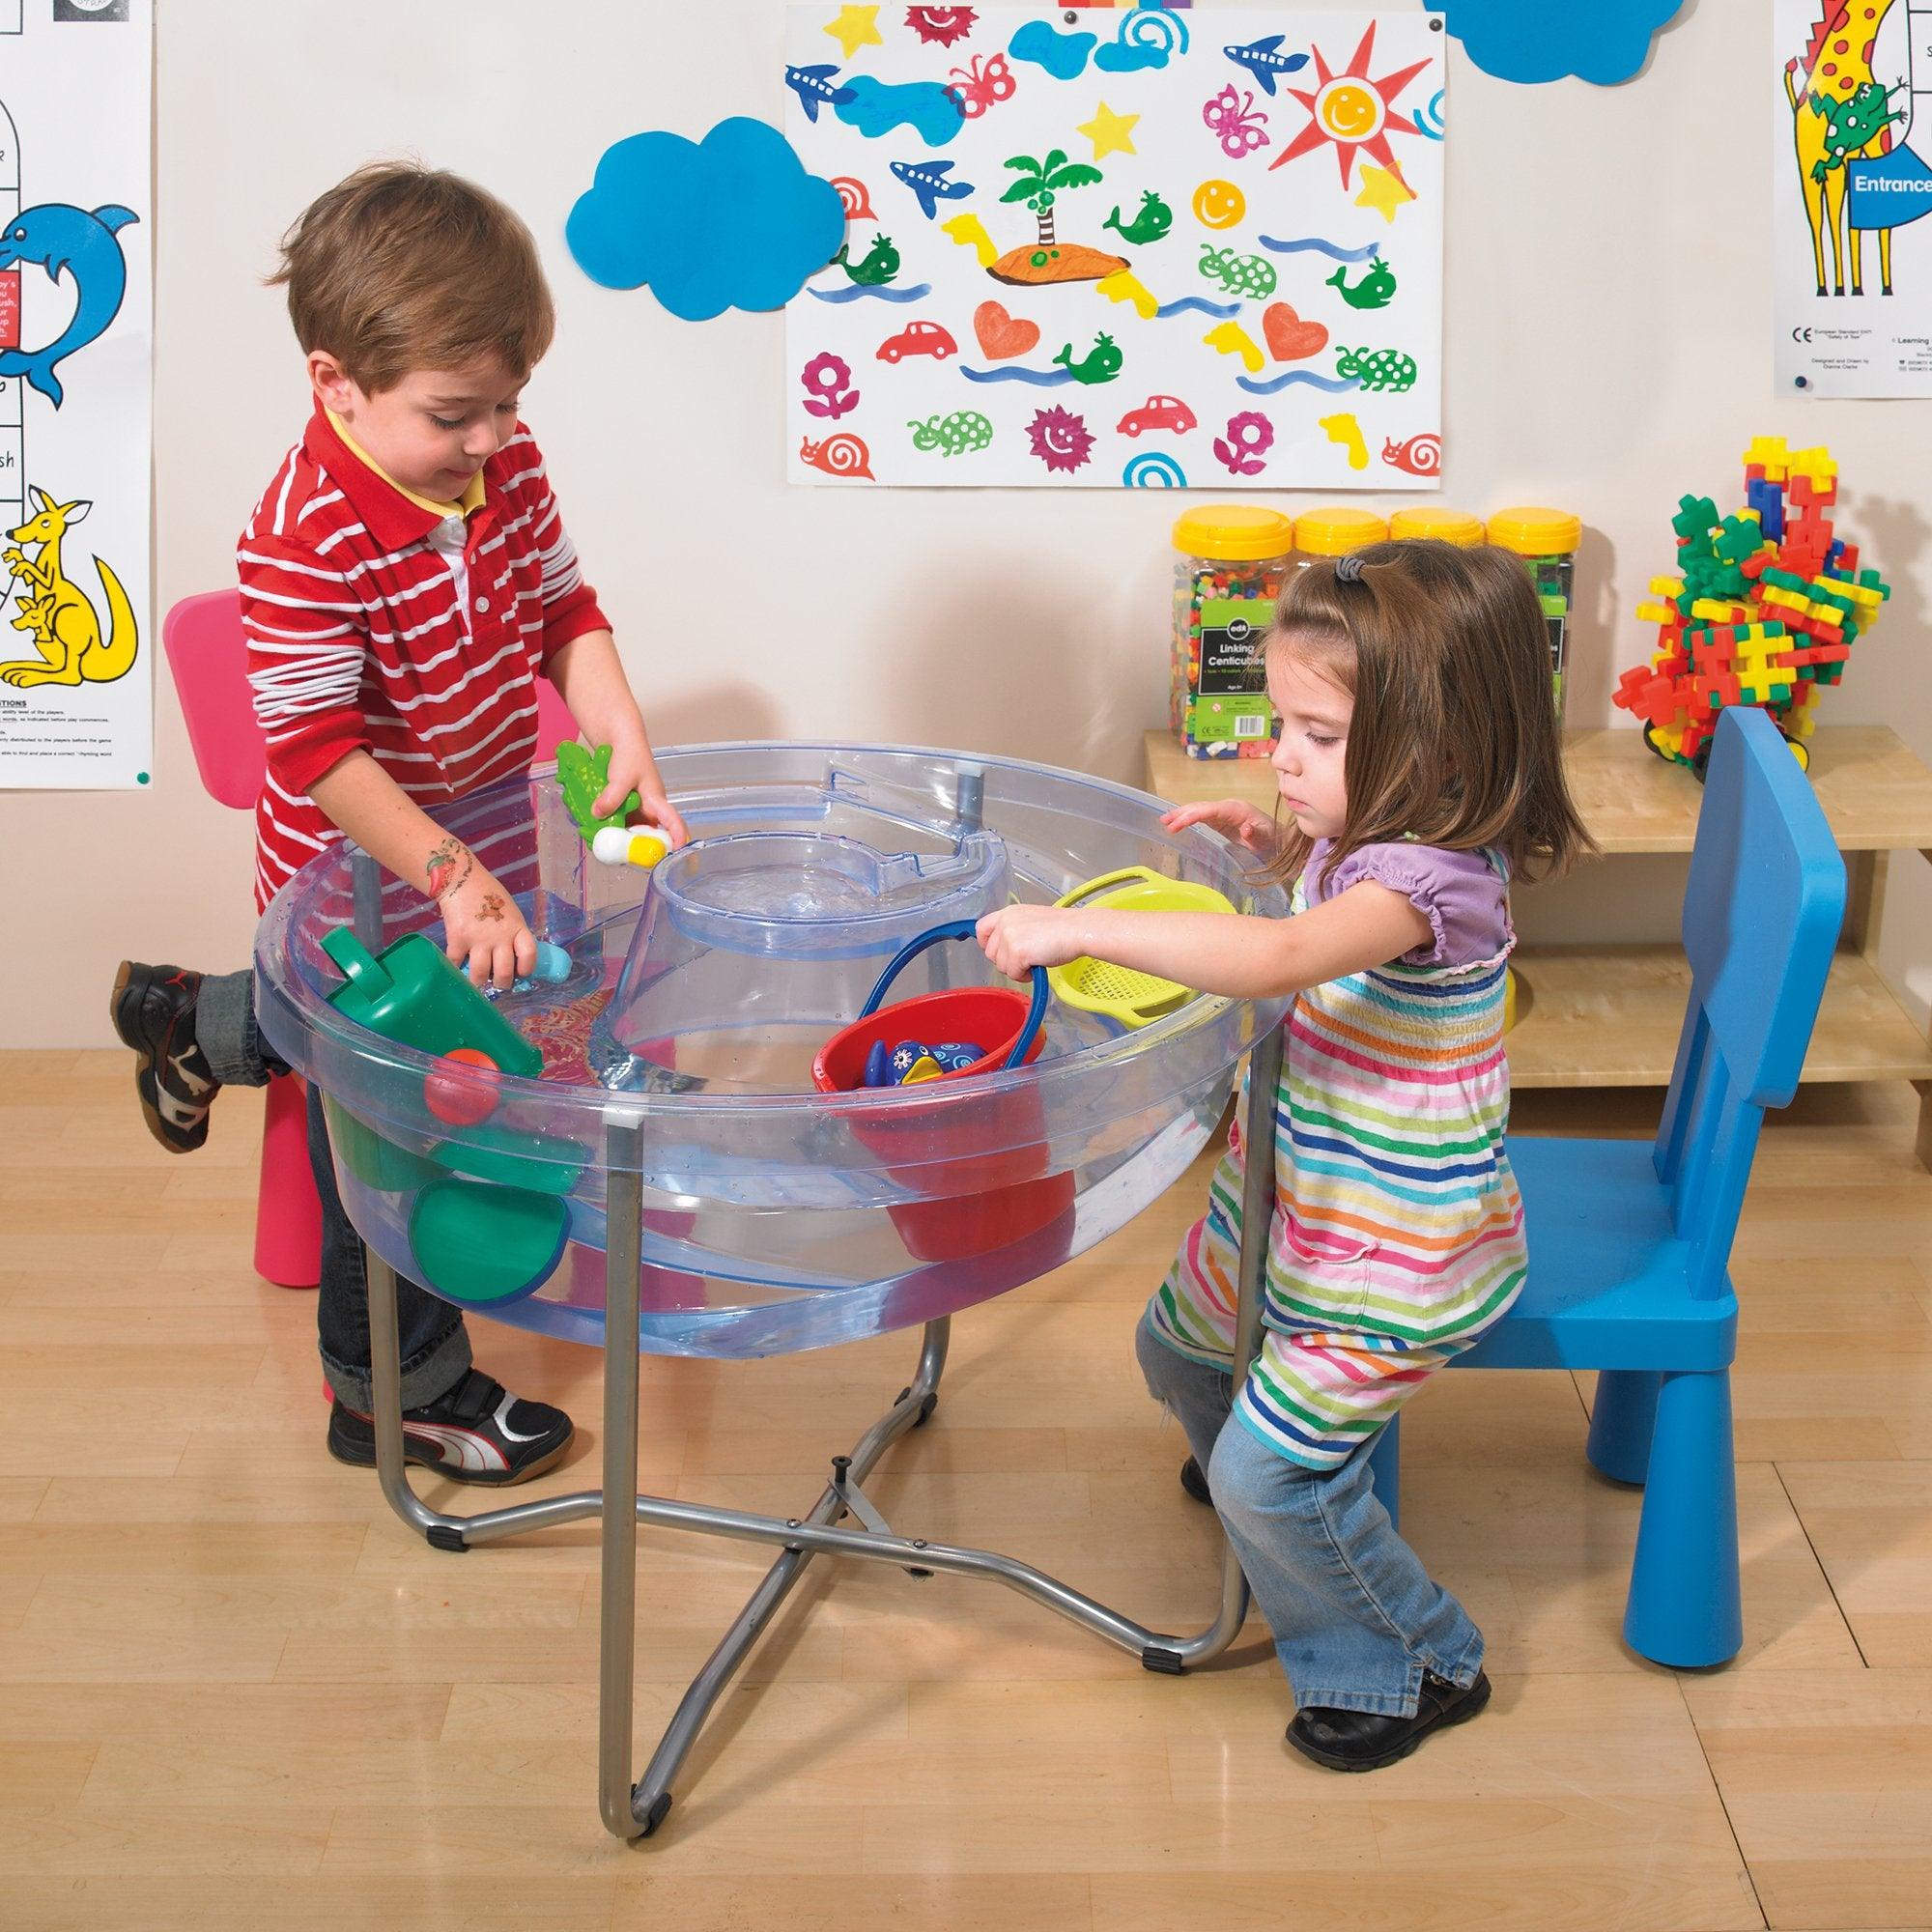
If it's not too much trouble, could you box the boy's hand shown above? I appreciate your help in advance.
[977,904,1089,980]
[1161,798,1280,857]
[595,732,689,847]
[436,851,537,990]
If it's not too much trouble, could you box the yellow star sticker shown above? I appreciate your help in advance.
[823,4,882,60]
[1355,162,1415,225]
[1077,100,1140,160]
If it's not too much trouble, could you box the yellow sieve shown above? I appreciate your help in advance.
[1048,867,1236,1026]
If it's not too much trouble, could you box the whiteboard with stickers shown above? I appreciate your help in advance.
[783,6,1444,490]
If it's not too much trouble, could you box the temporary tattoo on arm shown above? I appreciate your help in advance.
[478,893,505,922]
[426,837,471,901]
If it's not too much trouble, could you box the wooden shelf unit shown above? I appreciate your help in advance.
[1142,726,1932,1166]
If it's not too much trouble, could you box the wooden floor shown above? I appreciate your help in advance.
[3,1050,1931,1931]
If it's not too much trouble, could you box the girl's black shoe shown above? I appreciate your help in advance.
[1179,1455,1212,1505]
[1287,1670,1492,1772]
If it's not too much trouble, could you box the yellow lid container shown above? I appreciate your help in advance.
[1171,504,1295,561]
[1487,506,1581,557]
[1389,507,1485,547]
[1293,507,1390,556]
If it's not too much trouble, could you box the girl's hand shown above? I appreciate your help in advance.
[595,732,689,848]
[977,904,1090,980]
[1161,798,1279,857]
[436,851,537,990]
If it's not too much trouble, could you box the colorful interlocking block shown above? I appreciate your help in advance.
[1611,437,1890,780]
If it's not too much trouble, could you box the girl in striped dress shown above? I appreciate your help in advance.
[978,539,1589,1771]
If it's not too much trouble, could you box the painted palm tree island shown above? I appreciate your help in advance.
[989,148,1129,286]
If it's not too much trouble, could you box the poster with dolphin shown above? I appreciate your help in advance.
[0,0,151,789]
[783,7,1443,488]
[1776,0,1932,396]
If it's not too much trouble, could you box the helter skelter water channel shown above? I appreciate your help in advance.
[256,742,1290,1840]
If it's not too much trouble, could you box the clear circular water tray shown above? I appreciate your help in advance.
[254,744,1288,1357]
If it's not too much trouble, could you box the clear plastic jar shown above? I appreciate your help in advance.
[1170,505,1295,760]
[1488,506,1582,720]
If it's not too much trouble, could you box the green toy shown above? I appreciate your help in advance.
[322,925,578,1306]
[555,741,642,844]
[323,929,541,1074]
[409,1177,570,1308]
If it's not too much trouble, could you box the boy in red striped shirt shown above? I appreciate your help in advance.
[112,163,684,1483]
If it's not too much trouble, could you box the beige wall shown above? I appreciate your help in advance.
[7,0,1929,1046]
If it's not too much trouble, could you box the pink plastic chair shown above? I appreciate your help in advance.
[160,589,579,1289]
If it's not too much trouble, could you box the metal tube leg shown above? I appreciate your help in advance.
[1151,1022,1283,1670]
[366,1244,450,1541]
[365,1242,602,1548]
[601,1113,645,1839]
[628,1316,951,1833]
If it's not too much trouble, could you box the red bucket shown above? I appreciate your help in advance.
[812,923,1074,1264]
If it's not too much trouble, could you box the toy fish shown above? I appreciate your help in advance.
[0,203,139,408]
[1053,331,1123,384]
[1221,34,1309,98]
[833,233,901,285]
[1326,258,1396,310]
[784,62,857,124]
[890,157,975,220]
[1103,190,1173,245]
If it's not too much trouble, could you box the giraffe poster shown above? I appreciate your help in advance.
[783,7,1445,488]
[1775,0,1932,396]
[0,0,152,790]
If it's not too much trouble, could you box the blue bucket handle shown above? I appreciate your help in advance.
[858,919,1049,1071]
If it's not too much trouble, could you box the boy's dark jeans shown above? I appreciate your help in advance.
[198,969,473,1410]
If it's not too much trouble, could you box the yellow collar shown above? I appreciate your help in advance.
[326,409,487,519]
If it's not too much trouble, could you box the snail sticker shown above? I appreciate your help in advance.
[781,6,1444,488]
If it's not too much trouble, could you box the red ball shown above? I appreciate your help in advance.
[424,1046,500,1126]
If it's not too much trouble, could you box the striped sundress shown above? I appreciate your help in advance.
[1148,846,1527,1471]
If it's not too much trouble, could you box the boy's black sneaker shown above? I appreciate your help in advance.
[109,959,219,1153]
[1286,1670,1492,1773]
[327,1370,574,1486]
[1179,1455,1212,1505]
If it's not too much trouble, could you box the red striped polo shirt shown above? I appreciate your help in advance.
[239,407,608,911]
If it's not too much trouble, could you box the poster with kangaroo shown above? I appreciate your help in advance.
[1776,0,1932,395]
[0,0,151,788]
[782,8,1444,489]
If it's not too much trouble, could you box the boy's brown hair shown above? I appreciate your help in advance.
[1267,538,1594,893]
[269,160,554,393]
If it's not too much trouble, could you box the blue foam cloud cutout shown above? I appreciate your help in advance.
[1009,19,1095,79]
[566,117,845,321]
[1436,0,1682,85]
[834,76,966,147]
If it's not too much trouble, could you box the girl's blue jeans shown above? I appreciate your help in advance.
[1135,1314,1485,1718]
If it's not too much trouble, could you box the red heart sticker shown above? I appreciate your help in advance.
[974,299,1041,360]
[1263,303,1328,362]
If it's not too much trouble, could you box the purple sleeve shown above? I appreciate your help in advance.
[1310,842,1513,968]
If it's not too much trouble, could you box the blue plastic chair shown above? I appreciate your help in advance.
[1367,708,1846,1667]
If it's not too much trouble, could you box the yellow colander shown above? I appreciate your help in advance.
[1048,867,1236,1027]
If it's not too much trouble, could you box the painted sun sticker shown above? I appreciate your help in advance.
[906,6,977,47]
[1026,404,1094,472]
[1269,21,1430,186]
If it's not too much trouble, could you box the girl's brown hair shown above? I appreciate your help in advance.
[1265,537,1593,891]
[269,161,554,393]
